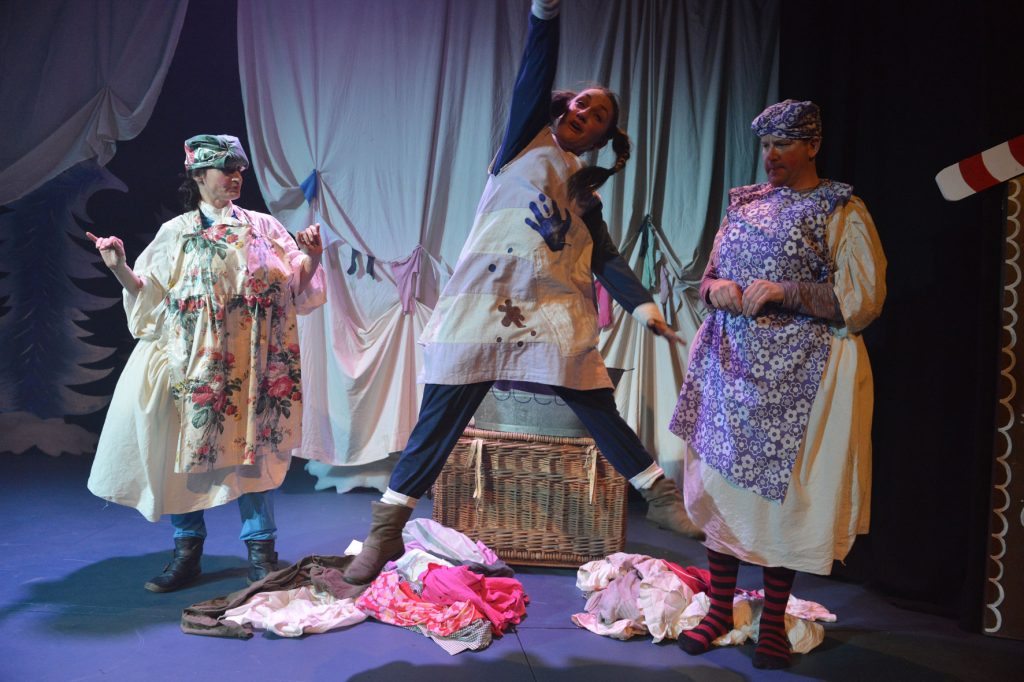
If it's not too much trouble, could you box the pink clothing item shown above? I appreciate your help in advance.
[401,517,510,576]
[420,564,529,635]
[584,569,642,624]
[356,570,483,637]
[573,553,698,642]
[390,245,424,315]
[595,280,614,328]
[222,585,366,637]
[661,560,711,594]
[572,553,832,652]
[576,552,666,593]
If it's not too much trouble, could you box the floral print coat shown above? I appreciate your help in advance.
[124,202,326,473]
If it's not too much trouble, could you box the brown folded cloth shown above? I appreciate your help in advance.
[181,554,356,639]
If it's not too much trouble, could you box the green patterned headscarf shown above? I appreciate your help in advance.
[183,134,250,172]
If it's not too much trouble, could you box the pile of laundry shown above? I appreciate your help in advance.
[572,553,835,653]
[181,518,528,655]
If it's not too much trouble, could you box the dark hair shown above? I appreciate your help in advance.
[550,89,632,203]
[177,169,205,211]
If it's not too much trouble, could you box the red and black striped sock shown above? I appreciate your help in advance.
[678,548,738,655]
[753,565,796,669]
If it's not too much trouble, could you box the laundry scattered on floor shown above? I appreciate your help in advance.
[183,519,526,652]
[183,530,834,655]
[571,552,836,653]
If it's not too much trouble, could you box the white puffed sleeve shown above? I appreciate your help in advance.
[828,196,887,334]
[266,218,326,315]
[123,216,185,340]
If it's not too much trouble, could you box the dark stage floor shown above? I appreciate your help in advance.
[2,453,1021,681]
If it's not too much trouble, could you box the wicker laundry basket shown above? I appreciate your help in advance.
[432,427,627,567]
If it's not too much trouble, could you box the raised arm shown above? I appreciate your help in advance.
[258,215,327,316]
[86,231,143,293]
[294,223,324,295]
[491,0,561,173]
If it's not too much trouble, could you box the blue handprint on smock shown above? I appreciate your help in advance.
[525,193,571,251]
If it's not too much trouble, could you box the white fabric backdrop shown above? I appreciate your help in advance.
[0,0,188,205]
[237,0,779,491]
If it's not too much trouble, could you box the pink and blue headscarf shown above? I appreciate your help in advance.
[751,99,822,139]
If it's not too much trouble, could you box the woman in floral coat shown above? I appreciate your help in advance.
[87,134,326,592]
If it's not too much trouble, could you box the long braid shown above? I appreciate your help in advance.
[608,127,631,175]
[567,126,631,202]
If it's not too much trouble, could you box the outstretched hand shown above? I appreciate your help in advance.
[296,223,323,258]
[647,318,687,347]
[86,231,126,270]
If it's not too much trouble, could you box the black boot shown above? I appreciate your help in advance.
[245,539,279,584]
[144,536,203,593]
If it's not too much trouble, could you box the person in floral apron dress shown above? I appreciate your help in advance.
[86,135,326,592]
[669,101,887,669]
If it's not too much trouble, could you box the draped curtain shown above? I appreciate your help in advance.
[0,0,188,458]
[0,0,188,205]
[237,0,778,491]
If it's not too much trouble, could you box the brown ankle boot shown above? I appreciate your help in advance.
[342,501,413,586]
[640,476,704,539]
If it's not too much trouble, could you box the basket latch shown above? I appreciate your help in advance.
[585,445,598,504]
[469,437,485,502]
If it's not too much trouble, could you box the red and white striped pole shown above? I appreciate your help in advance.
[936,134,1024,201]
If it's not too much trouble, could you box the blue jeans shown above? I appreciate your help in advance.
[388,382,656,499]
[171,491,277,541]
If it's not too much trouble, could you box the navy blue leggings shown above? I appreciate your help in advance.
[388,382,656,498]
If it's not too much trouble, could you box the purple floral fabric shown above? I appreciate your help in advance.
[670,181,852,501]
[750,99,822,140]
